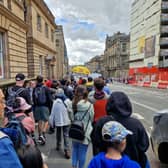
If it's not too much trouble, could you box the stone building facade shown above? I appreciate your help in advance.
[55,25,69,79]
[85,55,105,75]
[0,0,28,80]
[0,0,57,83]
[25,0,57,79]
[104,32,130,78]
[130,0,168,83]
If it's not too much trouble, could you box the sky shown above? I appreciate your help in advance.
[44,0,134,65]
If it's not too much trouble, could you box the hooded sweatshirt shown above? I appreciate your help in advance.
[49,94,73,127]
[106,92,149,168]
[88,152,140,168]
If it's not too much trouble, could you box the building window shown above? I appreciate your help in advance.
[37,14,42,31]
[45,23,48,38]
[51,29,54,42]
[7,0,12,10]
[39,56,43,75]
[122,43,127,52]
[0,33,4,79]
[56,39,59,47]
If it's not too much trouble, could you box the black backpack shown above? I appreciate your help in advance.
[34,86,47,105]
[6,87,24,113]
[69,105,91,141]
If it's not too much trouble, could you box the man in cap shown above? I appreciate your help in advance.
[6,73,32,116]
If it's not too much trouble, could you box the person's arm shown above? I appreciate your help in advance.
[66,100,73,121]
[49,101,56,128]
[0,137,23,168]
[23,89,32,105]
[43,164,48,168]
[46,87,53,107]
[89,104,94,122]
[137,123,150,152]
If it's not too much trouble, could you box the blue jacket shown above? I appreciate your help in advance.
[0,131,22,168]
[88,152,140,168]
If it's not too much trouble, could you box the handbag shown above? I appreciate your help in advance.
[69,105,91,141]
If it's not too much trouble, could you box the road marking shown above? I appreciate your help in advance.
[131,100,159,112]
[132,113,144,120]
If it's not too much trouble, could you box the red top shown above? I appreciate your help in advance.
[93,99,107,122]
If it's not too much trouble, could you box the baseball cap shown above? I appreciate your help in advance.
[15,73,25,81]
[102,121,133,143]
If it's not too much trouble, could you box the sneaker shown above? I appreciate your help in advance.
[38,135,46,145]
[64,150,70,159]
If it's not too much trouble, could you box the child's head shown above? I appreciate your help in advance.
[13,97,31,113]
[17,145,45,168]
[102,121,133,153]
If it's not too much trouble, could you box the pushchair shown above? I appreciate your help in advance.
[151,109,168,164]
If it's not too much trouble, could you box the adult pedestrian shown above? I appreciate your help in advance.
[88,78,109,155]
[49,88,73,159]
[71,85,94,168]
[106,91,150,168]
[27,81,36,107]
[6,73,33,118]
[90,116,114,155]
[88,121,140,168]
[99,76,111,95]
[0,131,23,168]
[33,75,53,145]
[63,80,74,100]
[86,77,94,93]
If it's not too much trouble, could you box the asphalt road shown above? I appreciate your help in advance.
[39,83,168,168]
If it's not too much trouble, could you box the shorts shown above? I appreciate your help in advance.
[34,106,49,122]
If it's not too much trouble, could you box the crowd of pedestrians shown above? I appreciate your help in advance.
[0,73,150,168]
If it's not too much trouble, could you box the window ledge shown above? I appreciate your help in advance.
[13,0,24,10]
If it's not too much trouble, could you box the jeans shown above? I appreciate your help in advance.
[72,141,88,168]
[56,126,70,151]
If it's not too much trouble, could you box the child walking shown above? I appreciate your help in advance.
[88,121,140,168]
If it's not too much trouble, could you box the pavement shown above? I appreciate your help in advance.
[38,83,168,168]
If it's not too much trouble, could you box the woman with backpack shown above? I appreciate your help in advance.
[70,85,94,168]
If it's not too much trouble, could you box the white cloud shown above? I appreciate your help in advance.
[66,38,104,65]
[45,0,132,65]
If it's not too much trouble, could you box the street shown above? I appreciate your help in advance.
[39,83,168,168]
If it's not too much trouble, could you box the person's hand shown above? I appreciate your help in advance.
[43,164,48,168]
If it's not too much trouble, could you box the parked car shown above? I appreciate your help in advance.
[151,110,168,164]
